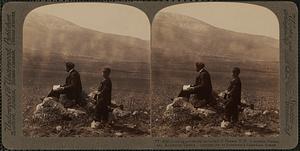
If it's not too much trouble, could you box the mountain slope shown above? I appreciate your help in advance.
[152,12,279,62]
[23,12,150,62]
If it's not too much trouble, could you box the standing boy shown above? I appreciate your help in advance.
[224,67,242,123]
[94,68,112,123]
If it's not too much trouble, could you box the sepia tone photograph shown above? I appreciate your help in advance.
[22,3,151,137]
[1,0,298,149]
[151,3,280,137]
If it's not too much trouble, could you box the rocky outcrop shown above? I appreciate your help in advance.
[164,97,216,124]
[33,91,131,124]
[33,97,67,123]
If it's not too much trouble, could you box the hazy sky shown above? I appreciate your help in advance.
[161,2,279,39]
[31,3,150,40]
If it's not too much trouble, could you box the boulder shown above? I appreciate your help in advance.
[33,97,67,122]
[164,97,216,124]
[164,97,195,123]
[34,91,129,125]
[33,97,88,123]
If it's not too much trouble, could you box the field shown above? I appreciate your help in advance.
[22,52,280,137]
[150,52,280,137]
[22,53,151,137]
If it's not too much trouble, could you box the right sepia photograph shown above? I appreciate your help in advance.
[151,2,280,137]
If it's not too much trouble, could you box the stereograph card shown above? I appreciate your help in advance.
[1,0,298,150]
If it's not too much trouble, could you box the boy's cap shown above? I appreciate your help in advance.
[232,67,240,74]
[102,67,111,74]
[195,62,205,68]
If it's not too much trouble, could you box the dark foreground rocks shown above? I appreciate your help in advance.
[29,91,150,137]
[159,92,279,137]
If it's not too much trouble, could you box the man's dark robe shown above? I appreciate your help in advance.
[47,69,83,106]
[63,69,83,101]
[178,69,213,100]
[193,68,213,101]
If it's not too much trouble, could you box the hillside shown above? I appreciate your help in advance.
[152,12,279,63]
[23,12,150,63]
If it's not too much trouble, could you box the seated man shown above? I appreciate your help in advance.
[94,68,112,123]
[177,62,213,107]
[46,62,83,107]
[224,67,242,124]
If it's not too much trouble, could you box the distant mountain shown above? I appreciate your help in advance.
[152,12,279,63]
[23,12,150,63]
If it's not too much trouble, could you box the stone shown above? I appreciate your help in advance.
[164,97,198,123]
[262,110,270,115]
[164,97,217,124]
[34,96,90,123]
[56,125,62,131]
[124,124,136,129]
[115,132,123,137]
[185,126,192,132]
[221,120,230,128]
[245,131,252,136]
[255,123,267,128]
[241,98,247,104]
[24,118,30,122]
[33,97,67,122]
[91,120,101,129]
[132,111,138,116]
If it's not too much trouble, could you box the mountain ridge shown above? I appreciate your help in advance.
[157,12,278,41]
[152,12,279,62]
[23,12,150,63]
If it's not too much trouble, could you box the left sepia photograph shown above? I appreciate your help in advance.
[22,3,151,137]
